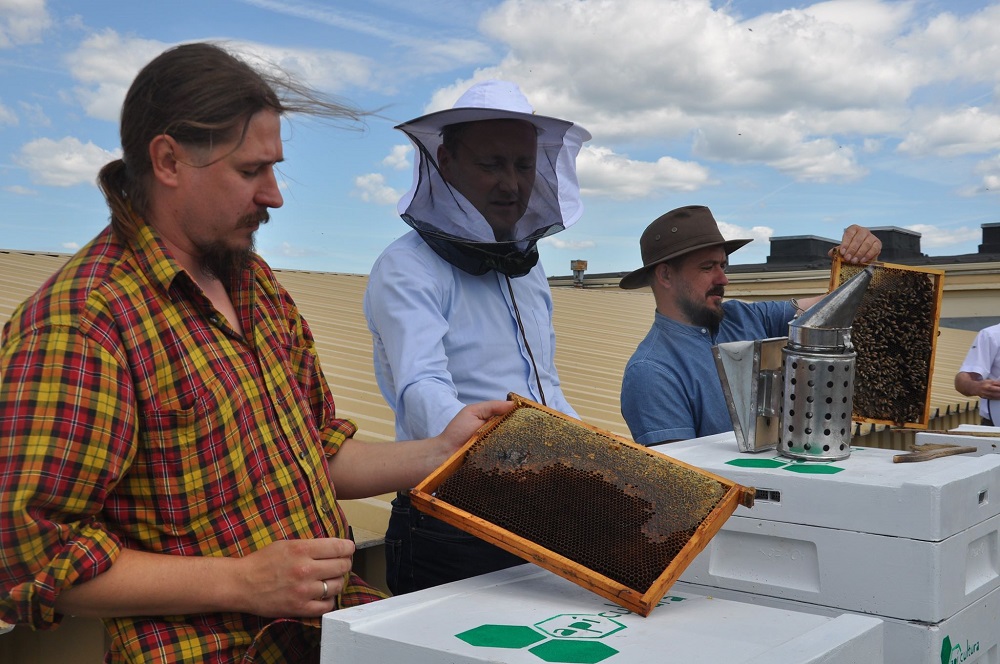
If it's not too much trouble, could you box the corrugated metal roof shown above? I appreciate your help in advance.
[0,249,981,445]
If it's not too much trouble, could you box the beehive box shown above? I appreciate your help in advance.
[321,565,885,664]
[672,580,999,664]
[409,394,756,616]
[830,257,944,428]
[663,433,1000,623]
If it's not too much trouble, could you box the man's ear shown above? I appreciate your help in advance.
[653,262,672,288]
[148,134,180,186]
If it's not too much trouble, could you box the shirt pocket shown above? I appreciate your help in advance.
[135,378,254,531]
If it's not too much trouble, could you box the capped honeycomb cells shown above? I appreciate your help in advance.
[434,406,728,594]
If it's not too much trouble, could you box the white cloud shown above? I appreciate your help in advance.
[419,0,1000,184]
[66,30,378,122]
[3,184,37,195]
[0,0,52,48]
[67,30,169,121]
[693,117,867,182]
[961,154,1000,195]
[539,236,597,251]
[273,241,320,258]
[0,99,17,126]
[353,172,401,205]
[238,0,493,80]
[577,145,713,198]
[15,137,121,187]
[382,144,411,170]
[904,223,982,249]
[18,100,49,127]
[61,242,79,251]
[898,108,1000,158]
[718,222,774,245]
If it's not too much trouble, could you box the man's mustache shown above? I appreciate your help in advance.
[240,210,270,228]
[707,286,725,298]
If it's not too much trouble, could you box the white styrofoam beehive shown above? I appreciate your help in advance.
[674,580,1000,664]
[914,430,1000,456]
[321,565,883,664]
[679,510,1000,622]
[660,432,1000,624]
[657,432,1000,541]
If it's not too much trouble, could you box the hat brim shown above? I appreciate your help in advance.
[396,107,589,143]
[618,238,753,290]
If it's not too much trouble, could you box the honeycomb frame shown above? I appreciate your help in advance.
[409,394,756,616]
[830,257,944,428]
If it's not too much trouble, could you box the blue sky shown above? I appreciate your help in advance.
[1,0,998,276]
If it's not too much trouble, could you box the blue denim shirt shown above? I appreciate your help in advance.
[364,231,576,441]
[621,300,795,445]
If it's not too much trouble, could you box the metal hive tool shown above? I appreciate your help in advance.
[830,257,944,428]
[409,394,756,616]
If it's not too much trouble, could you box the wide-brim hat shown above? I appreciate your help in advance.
[618,205,752,290]
[395,79,588,146]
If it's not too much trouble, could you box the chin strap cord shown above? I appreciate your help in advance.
[505,274,546,406]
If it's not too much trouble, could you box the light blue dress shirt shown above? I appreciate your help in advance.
[364,231,577,441]
[621,300,795,445]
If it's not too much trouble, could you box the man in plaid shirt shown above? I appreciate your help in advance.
[0,42,510,663]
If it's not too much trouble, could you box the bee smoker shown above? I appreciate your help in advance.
[714,265,874,461]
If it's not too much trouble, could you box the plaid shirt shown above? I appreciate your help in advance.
[0,224,387,662]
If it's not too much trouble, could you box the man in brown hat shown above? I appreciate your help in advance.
[619,205,881,445]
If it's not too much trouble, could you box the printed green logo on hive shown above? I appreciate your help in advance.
[941,635,980,664]
[725,457,846,474]
[455,597,686,663]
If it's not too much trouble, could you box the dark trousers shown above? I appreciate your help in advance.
[384,492,525,596]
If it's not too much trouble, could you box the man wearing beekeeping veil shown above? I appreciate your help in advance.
[364,80,590,594]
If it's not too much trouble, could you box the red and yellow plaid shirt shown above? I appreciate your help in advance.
[0,224,386,662]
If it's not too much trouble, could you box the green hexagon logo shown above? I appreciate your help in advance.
[726,458,788,468]
[529,639,619,663]
[456,624,546,649]
[535,614,625,639]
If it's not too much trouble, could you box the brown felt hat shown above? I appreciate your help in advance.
[618,205,753,290]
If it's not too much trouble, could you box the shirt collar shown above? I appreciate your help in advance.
[130,221,189,299]
[653,309,715,338]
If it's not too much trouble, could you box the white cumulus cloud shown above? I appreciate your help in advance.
[15,137,120,187]
[353,172,401,205]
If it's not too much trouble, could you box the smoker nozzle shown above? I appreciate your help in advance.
[788,265,875,352]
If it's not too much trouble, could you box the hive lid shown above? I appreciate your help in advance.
[660,431,1000,541]
[409,393,756,616]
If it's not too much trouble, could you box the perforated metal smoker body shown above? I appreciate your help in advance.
[409,394,756,616]
[830,259,944,428]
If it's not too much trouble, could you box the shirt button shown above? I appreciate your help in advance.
[299,450,308,460]
[209,315,220,325]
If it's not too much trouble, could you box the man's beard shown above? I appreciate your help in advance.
[199,211,268,284]
[677,285,725,335]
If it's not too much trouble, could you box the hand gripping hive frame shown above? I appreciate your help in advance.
[830,256,944,428]
[409,394,756,616]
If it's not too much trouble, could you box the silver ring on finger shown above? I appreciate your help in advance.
[320,579,329,601]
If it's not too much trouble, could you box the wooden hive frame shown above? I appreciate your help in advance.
[409,394,756,617]
[830,257,945,428]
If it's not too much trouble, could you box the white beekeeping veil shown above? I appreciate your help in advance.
[395,80,590,275]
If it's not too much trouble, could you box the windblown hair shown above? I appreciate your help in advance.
[98,42,366,245]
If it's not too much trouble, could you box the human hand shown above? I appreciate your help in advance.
[974,378,1000,401]
[236,538,356,617]
[436,400,515,455]
[830,224,881,263]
